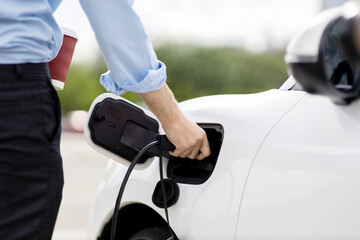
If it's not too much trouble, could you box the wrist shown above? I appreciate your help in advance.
[138,83,183,128]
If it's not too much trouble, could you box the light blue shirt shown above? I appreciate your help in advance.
[0,0,166,94]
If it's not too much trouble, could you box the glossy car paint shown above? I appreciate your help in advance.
[237,94,360,239]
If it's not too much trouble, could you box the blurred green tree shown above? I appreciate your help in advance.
[157,44,288,101]
[58,45,288,112]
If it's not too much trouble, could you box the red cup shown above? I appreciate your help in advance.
[49,27,78,90]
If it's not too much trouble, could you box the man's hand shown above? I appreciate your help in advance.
[162,113,210,160]
[138,84,211,160]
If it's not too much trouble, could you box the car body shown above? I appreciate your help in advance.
[85,4,360,240]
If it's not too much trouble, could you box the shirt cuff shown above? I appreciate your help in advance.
[100,61,167,95]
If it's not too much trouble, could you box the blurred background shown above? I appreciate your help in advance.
[54,0,349,116]
[51,0,349,239]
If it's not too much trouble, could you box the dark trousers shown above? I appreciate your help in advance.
[0,63,64,239]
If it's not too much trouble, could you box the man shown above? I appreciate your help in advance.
[0,0,210,239]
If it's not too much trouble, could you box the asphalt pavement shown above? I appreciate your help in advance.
[52,132,109,240]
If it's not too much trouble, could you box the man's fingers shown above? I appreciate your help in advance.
[168,150,179,157]
[170,146,195,159]
[196,138,211,160]
[166,127,210,160]
[180,148,193,158]
[169,138,210,160]
[187,140,202,159]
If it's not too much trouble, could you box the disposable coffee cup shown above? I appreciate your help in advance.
[49,27,78,90]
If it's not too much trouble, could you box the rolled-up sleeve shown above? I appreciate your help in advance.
[79,0,167,94]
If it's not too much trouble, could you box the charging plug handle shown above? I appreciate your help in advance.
[156,135,175,152]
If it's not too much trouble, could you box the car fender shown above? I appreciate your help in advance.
[237,94,360,239]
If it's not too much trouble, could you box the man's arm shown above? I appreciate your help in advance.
[139,84,211,160]
[79,0,166,95]
[79,0,210,159]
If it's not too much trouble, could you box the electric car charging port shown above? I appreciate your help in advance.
[166,124,224,185]
[87,96,224,184]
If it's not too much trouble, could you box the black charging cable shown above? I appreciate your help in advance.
[158,137,177,240]
[110,140,158,240]
[110,137,177,240]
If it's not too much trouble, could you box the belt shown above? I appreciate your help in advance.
[0,63,50,77]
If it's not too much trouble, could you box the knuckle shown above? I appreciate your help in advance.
[190,138,197,144]
[196,135,203,143]
[184,142,194,150]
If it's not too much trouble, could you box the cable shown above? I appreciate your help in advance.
[110,136,178,240]
[110,140,159,240]
[159,146,177,240]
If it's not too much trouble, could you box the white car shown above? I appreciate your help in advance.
[85,4,360,240]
